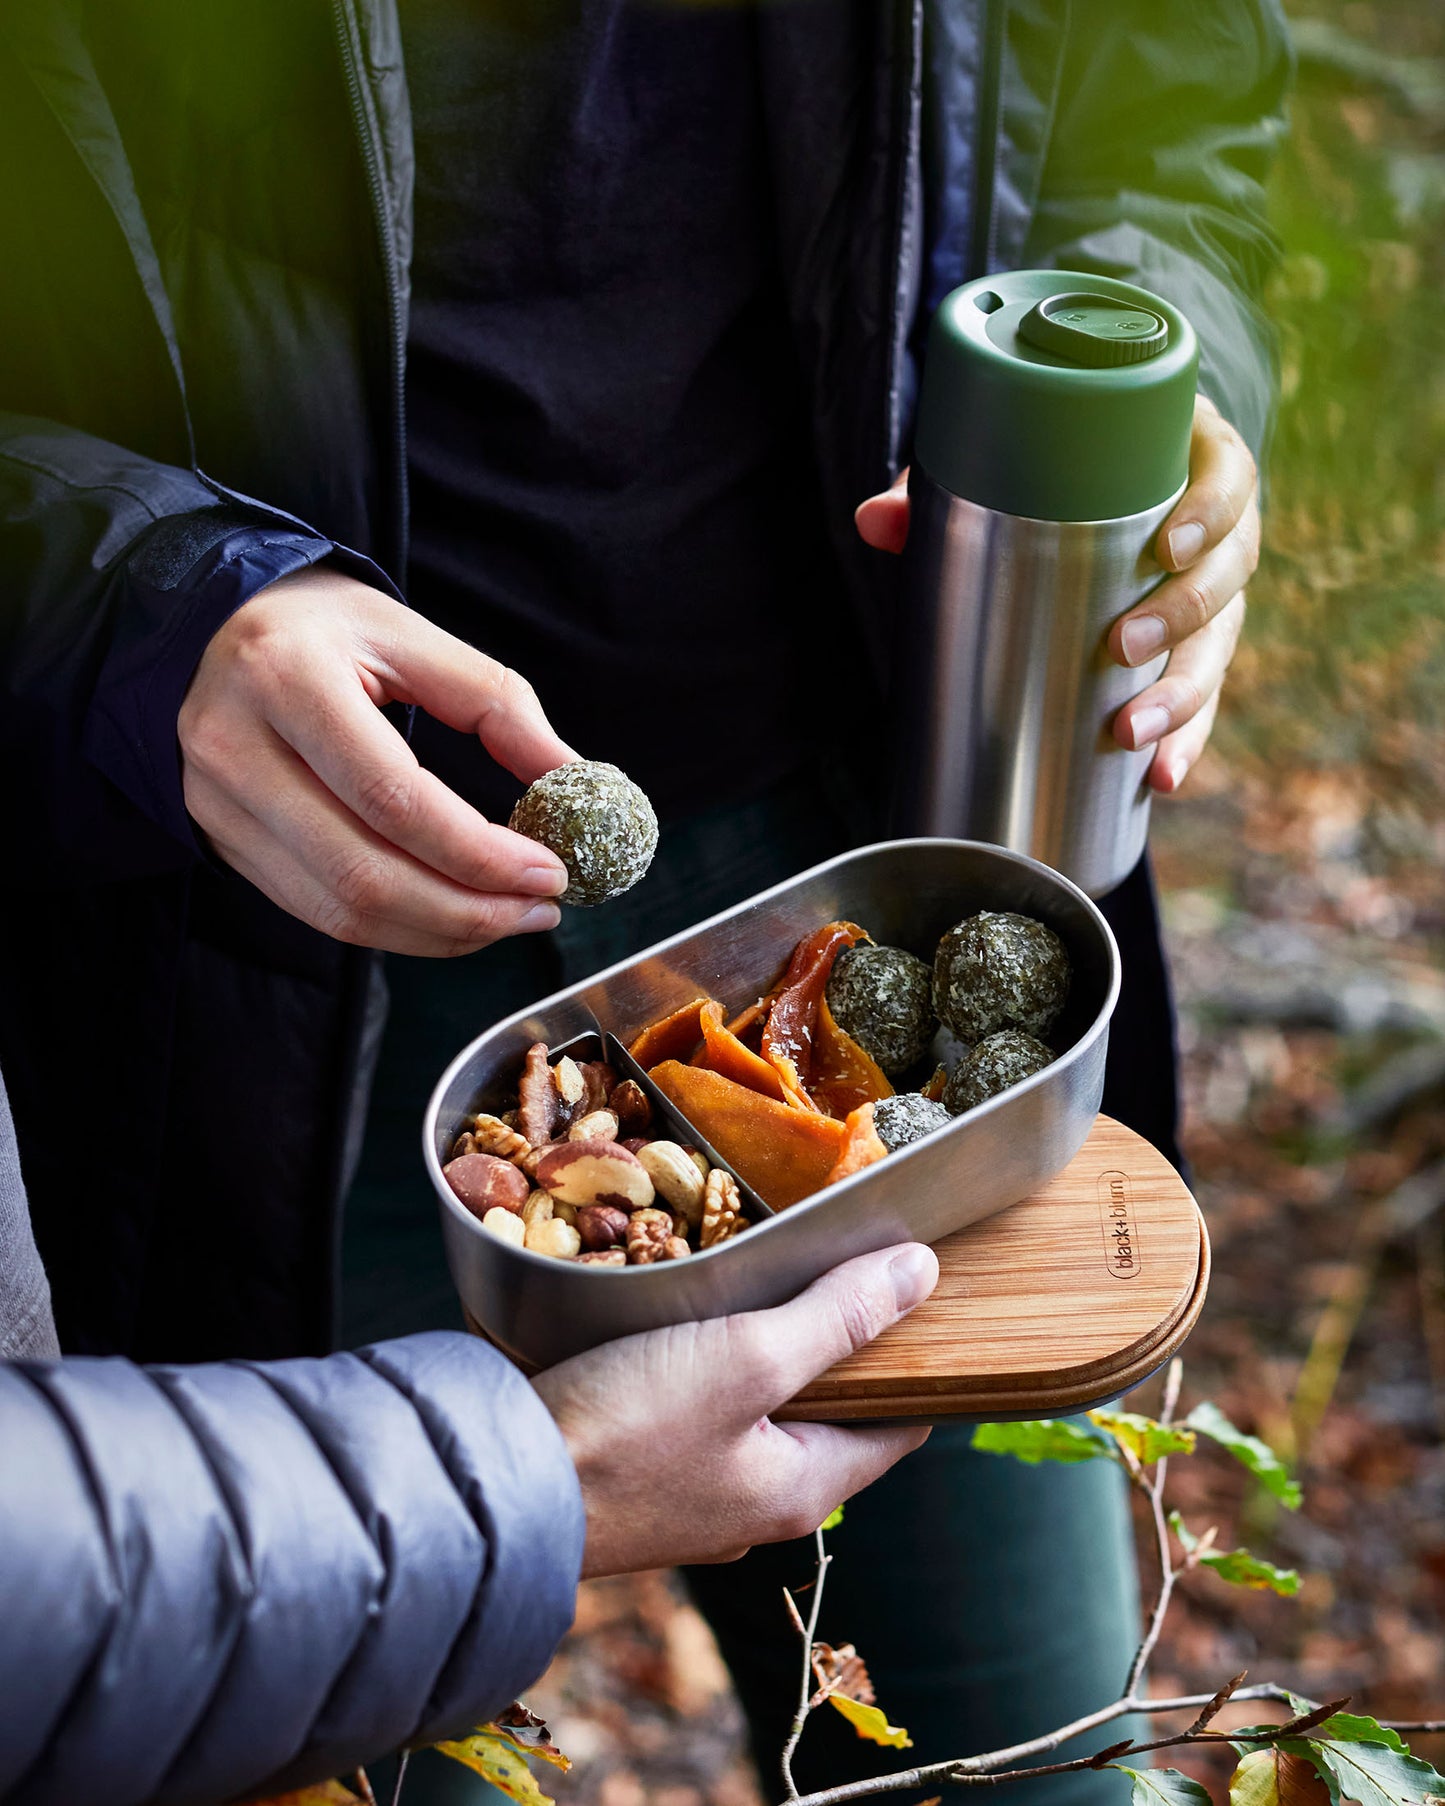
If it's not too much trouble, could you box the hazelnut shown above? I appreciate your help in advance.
[620,1137,653,1155]
[568,1108,620,1143]
[480,1206,526,1247]
[637,1140,706,1228]
[525,1216,582,1259]
[536,1139,655,1212]
[443,1152,530,1219]
[576,1203,630,1251]
[609,1078,653,1136]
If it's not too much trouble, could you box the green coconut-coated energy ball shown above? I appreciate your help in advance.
[509,761,658,908]
[943,1030,1056,1114]
[873,1091,953,1152]
[826,942,936,1076]
[932,911,1070,1043]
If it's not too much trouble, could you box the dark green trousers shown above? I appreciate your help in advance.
[344,778,1159,1803]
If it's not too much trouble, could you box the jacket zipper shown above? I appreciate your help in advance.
[332,0,409,580]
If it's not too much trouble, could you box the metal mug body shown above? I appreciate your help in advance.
[892,472,1180,898]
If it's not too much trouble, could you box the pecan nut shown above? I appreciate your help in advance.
[519,1042,559,1147]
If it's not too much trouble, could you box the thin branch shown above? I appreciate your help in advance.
[778,1685,1301,1806]
[352,1770,377,1806]
[1379,1720,1445,1734]
[388,1750,410,1806]
[780,1528,833,1803]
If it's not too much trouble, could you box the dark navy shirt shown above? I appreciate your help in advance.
[401,0,832,820]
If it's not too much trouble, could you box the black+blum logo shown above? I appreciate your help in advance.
[1097,1170,1141,1280]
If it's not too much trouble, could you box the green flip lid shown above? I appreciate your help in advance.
[913,270,1199,521]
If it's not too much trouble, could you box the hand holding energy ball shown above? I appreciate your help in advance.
[856,394,1259,794]
[179,565,576,955]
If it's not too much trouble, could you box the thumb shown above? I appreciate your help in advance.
[854,468,911,554]
[727,1243,938,1421]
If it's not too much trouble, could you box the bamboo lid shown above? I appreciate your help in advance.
[779,1115,1208,1423]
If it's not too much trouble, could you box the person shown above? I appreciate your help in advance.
[0,1052,939,1804]
[0,3,1287,1802]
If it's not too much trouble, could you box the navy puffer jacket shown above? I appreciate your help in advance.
[0,1051,582,1806]
[0,1330,583,1806]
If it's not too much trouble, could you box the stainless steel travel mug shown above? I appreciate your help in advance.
[891,271,1200,898]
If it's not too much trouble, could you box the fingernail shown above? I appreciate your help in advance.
[1130,705,1172,749]
[888,1244,938,1312]
[1166,521,1206,568]
[1120,615,1168,667]
[517,902,561,934]
[524,862,569,897]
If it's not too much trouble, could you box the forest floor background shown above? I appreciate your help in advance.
[486,6,1445,1803]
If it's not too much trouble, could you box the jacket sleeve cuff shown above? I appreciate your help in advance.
[359,1331,586,1741]
[83,507,399,857]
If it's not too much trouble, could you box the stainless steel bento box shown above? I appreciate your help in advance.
[424,838,1121,1369]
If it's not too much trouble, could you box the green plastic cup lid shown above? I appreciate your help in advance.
[1016,292,1170,367]
[913,270,1199,521]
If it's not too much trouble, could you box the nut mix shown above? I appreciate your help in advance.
[445,903,1077,1252]
[441,1039,753,1266]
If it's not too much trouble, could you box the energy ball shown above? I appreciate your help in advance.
[873,1092,953,1153]
[825,942,936,1076]
[943,1030,1055,1114]
[509,761,658,908]
[932,911,1070,1043]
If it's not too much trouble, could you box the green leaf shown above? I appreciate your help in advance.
[1199,1547,1300,1596]
[827,1695,912,1748]
[1307,1735,1445,1806]
[972,1419,1114,1466]
[1313,1717,1409,1752]
[1185,1402,1303,1508]
[1169,1511,1299,1595]
[1115,1765,1214,1806]
[1089,1409,1197,1464]
[820,1505,845,1532]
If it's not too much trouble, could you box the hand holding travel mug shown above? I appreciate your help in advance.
[891,270,1199,897]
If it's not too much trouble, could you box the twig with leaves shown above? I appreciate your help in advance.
[775,1360,1444,1806]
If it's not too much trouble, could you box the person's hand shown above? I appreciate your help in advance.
[532,1242,939,1576]
[854,394,1260,794]
[179,567,575,955]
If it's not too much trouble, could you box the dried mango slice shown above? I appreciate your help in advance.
[822,1102,889,1188]
[628,997,710,1069]
[647,1061,848,1209]
[811,996,894,1119]
[760,921,868,1104]
[693,1000,813,1109]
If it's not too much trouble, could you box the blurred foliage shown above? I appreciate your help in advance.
[1223,1,1445,800]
